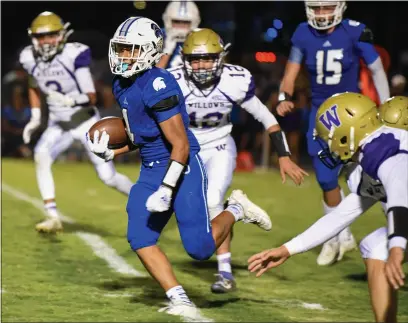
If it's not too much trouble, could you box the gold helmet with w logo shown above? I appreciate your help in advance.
[379,96,408,130]
[182,28,229,85]
[28,11,73,61]
[314,92,381,168]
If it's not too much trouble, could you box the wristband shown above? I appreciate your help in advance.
[74,93,90,106]
[31,107,41,120]
[278,92,293,102]
[162,159,186,189]
[269,130,291,157]
[387,206,408,250]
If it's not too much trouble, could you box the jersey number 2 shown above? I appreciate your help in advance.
[316,49,343,85]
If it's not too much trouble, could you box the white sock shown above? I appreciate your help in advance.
[226,204,244,222]
[217,252,232,273]
[166,285,192,305]
[44,202,59,219]
[322,189,345,244]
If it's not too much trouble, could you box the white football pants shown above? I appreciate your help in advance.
[34,114,133,201]
[199,135,237,220]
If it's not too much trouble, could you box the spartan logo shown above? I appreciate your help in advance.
[153,77,166,91]
[151,23,163,39]
[319,105,341,130]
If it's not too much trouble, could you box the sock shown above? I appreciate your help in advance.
[322,189,345,244]
[226,204,244,222]
[166,285,192,305]
[44,202,59,219]
[217,252,232,274]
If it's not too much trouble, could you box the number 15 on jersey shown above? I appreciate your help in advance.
[316,49,344,85]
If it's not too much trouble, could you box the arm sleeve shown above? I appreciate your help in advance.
[75,67,96,93]
[288,46,304,64]
[284,193,376,255]
[367,57,390,103]
[240,96,278,129]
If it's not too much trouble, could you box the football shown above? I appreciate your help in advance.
[88,117,129,149]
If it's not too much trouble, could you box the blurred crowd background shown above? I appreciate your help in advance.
[2,1,408,169]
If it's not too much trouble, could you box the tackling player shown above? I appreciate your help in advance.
[20,11,133,233]
[169,28,308,293]
[249,94,408,323]
[86,17,272,321]
[276,1,390,265]
[157,0,200,69]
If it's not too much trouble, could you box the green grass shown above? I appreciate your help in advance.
[2,158,407,322]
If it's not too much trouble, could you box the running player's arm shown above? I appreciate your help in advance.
[356,27,390,103]
[28,76,42,111]
[156,54,170,69]
[276,26,304,117]
[73,47,97,106]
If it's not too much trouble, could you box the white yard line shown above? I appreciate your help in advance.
[2,183,144,277]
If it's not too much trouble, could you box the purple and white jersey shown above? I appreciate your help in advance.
[19,42,96,122]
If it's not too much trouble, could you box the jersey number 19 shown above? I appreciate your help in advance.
[316,49,344,85]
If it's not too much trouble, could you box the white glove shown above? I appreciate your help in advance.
[23,108,41,144]
[164,30,184,55]
[47,90,75,107]
[146,185,173,213]
[86,130,114,162]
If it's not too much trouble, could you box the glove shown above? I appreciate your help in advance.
[23,108,41,144]
[47,90,90,107]
[164,30,184,55]
[86,130,114,162]
[146,185,173,213]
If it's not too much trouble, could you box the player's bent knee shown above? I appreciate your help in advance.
[183,236,216,261]
[318,179,339,192]
[359,227,388,262]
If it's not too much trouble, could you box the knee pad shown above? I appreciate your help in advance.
[183,235,216,261]
[207,189,224,220]
[359,227,388,262]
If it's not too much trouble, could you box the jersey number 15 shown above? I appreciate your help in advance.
[316,49,344,85]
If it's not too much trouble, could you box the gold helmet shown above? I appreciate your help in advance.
[28,11,73,61]
[314,92,381,169]
[181,28,229,85]
[378,96,408,130]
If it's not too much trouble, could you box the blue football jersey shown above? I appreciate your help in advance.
[112,67,200,164]
[291,19,379,108]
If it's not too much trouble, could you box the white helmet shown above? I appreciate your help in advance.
[109,17,164,78]
[162,1,201,41]
[305,1,346,30]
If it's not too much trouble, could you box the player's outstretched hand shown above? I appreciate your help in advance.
[248,246,290,277]
[276,101,295,117]
[86,130,114,162]
[278,156,309,185]
[146,185,173,213]
[385,247,406,290]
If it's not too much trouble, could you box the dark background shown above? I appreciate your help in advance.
[2,1,408,77]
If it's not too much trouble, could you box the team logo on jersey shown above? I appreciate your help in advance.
[123,97,128,105]
[319,105,341,130]
[153,77,166,91]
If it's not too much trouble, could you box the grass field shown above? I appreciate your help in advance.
[2,158,407,322]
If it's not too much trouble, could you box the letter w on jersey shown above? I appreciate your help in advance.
[319,105,341,130]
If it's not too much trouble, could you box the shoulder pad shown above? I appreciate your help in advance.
[358,27,374,44]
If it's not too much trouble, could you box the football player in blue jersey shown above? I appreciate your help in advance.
[276,1,390,266]
[157,1,201,69]
[86,17,271,321]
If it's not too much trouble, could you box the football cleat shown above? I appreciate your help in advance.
[337,228,357,261]
[211,272,236,294]
[35,217,63,233]
[317,237,340,266]
[158,300,212,322]
[228,190,272,231]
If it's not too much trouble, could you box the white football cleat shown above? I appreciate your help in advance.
[158,300,213,322]
[337,228,357,261]
[35,217,63,233]
[228,190,272,231]
[317,237,340,266]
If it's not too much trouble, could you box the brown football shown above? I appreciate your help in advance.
[88,117,128,149]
